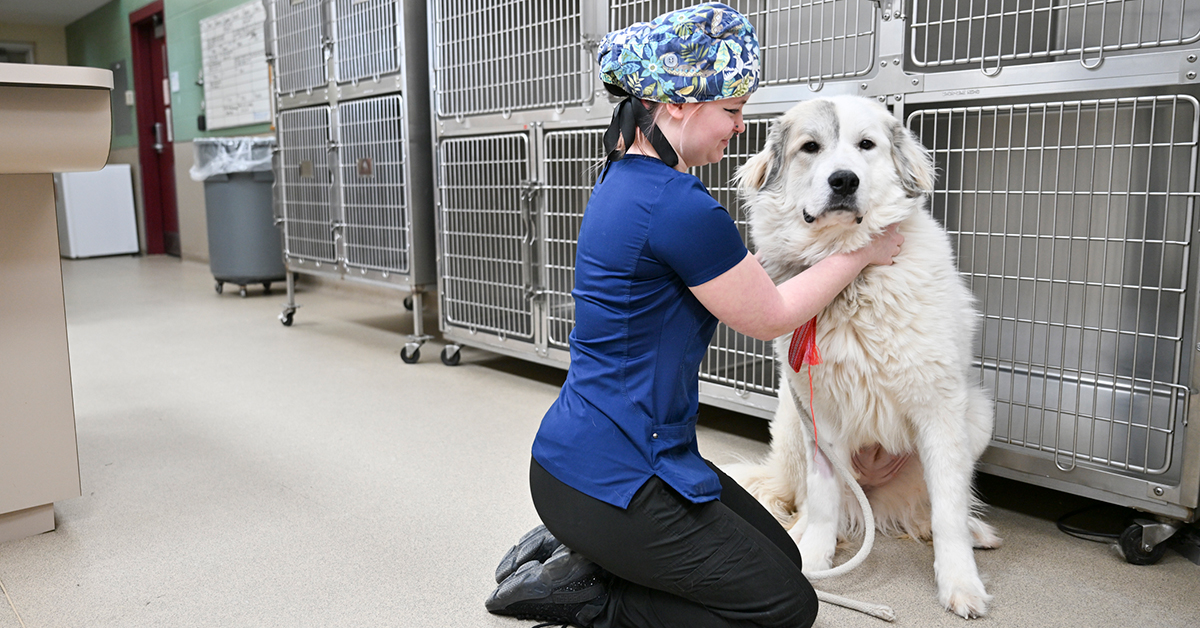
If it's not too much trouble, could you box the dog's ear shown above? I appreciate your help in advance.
[890,121,935,198]
[738,147,773,193]
[737,118,789,194]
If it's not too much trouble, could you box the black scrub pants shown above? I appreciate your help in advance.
[530,458,819,628]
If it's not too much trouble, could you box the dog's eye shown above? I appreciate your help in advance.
[801,141,820,154]
[858,139,876,151]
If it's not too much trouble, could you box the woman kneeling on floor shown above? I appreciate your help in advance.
[485,4,904,627]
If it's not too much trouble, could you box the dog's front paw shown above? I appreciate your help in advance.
[797,529,836,573]
[937,573,991,619]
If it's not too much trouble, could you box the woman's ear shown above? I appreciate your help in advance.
[661,101,696,122]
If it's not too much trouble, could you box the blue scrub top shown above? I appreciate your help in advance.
[532,155,749,509]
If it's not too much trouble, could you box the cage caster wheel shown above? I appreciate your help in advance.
[215,281,224,295]
[238,286,248,298]
[280,309,295,327]
[400,345,421,364]
[263,282,273,295]
[440,345,461,366]
[404,295,414,311]
[1118,522,1172,565]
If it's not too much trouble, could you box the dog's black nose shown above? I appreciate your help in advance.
[828,170,859,196]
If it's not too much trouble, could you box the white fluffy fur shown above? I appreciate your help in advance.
[725,96,1002,619]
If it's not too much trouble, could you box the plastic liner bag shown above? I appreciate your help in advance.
[189,137,275,181]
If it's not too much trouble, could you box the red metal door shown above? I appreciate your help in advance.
[130,1,180,256]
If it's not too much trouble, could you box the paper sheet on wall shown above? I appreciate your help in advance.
[200,0,272,130]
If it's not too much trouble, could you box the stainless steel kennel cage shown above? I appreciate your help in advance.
[900,0,1200,563]
[265,0,438,362]
[428,0,870,413]
[427,0,1200,561]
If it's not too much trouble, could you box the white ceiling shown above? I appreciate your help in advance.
[0,0,114,27]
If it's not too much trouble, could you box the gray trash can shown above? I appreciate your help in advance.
[190,137,285,298]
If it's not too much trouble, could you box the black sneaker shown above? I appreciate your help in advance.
[486,545,608,627]
[495,524,563,583]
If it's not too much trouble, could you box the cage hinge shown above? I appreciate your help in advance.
[1182,53,1200,84]
[876,0,903,22]
[580,1,608,53]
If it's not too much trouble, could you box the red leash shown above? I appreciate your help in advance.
[788,316,821,448]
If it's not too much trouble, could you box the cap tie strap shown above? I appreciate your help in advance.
[600,92,679,181]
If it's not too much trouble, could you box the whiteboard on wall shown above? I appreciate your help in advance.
[199,0,271,130]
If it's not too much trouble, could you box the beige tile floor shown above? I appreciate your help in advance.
[0,255,1196,628]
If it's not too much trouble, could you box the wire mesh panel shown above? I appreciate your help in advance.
[609,0,877,87]
[439,134,536,340]
[332,0,401,82]
[693,119,778,396]
[271,0,328,94]
[543,129,604,351]
[909,94,1199,476]
[337,95,410,274]
[278,105,336,263]
[431,0,588,117]
[910,0,1200,73]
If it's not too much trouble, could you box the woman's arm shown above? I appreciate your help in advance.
[689,224,903,341]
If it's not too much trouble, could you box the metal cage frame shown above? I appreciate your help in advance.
[269,0,328,96]
[895,0,1200,529]
[906,86,1200,523]
[437,132,539,345]
[331,0,403,84]
[427,0,1200,534]
[265,0,438,360]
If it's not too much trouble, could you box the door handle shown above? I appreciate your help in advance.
[153,122,164,154]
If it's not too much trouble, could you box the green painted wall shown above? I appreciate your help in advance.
[66,0,272,151]
[66,1,139,150]
[164,0,272,142]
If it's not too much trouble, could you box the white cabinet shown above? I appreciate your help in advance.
[54,164,139,258]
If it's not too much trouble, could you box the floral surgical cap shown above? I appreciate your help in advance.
[598,2,760,103]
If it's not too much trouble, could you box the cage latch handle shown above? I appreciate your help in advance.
[519,180,543,299]
[519,180,543,246]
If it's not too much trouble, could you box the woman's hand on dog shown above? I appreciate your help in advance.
[857,223,904,267]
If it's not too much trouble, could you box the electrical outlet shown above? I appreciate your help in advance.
[125,90,134,106]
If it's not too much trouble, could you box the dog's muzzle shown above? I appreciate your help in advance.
[802,169,864,224]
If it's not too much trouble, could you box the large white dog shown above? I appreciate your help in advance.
[729,96,1001,618]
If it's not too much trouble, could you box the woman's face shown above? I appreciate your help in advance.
[674,95,750,169]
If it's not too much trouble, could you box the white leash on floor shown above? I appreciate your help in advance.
[0,575,28,628]
[788,386,897,622]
